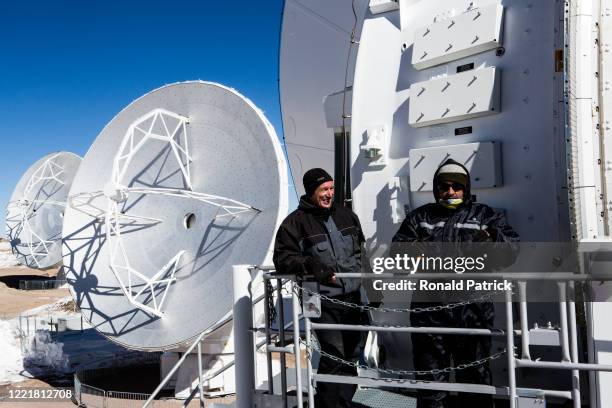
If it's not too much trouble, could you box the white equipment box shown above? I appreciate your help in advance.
[408,141,502,191]
[412,3,504,70]
[408,66,501,128]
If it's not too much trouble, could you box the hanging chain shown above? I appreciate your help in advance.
[294,283,499,314]
[303,336,508,377]
[265,279,277,328]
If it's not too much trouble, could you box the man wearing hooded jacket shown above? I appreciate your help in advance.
[392,159,519,408]
[273,168,365,408]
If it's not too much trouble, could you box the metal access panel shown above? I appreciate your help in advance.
[517,397,546,408]
[412,3,504,70]
[408,66,501,128]
[369,0,399,15]
[408,141,502,192]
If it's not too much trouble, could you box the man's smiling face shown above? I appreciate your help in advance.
[311,180,334,209]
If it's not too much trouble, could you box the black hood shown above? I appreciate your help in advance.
[298,195,334,217]
[432,158,472,204]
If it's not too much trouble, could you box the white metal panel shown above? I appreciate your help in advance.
[597,1,612,234]
[349,0,577,393]
[408,66,501,127]
[369,0,399,15]
[408,141,501,191]
[411,3,504,70]
[360,124,389,166]
[353,0,565,243]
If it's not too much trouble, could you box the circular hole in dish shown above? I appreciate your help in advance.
[183,213,196,229]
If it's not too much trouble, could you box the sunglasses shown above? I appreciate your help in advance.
[436,181,465,191]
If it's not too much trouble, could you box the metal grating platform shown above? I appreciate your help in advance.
[352,388,417,408]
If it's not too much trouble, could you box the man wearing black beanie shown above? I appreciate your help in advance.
[273,168,365,407]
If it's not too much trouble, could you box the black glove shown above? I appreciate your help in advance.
[473,229,493,242]
[306,259,335,283]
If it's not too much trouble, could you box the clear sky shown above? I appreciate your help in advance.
[0,0,298,234]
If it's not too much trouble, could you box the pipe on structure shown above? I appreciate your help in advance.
[506,290,517,408]
[568,282,581,408]
[518,282,531,360]
[292,284,304,407]
[232,264,255,408]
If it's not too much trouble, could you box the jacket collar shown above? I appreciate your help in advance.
[298,195,334,217]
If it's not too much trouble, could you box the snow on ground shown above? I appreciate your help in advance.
[0,241,21,269]
[0,320,24,384]
[24,331,71,376]
[0,296,81,384]
[0,295,147,386]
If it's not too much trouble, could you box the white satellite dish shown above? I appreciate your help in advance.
[62,81,288,351]
[6,152,82,269]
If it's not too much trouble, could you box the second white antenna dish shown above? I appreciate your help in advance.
[6,152,81,269]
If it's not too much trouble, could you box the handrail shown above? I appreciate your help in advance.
[256,266,612,408]
[142,314,233,408]
[143,277,278,407]
[264,271,598,281]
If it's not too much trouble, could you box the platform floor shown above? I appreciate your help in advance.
[353,388,417,408]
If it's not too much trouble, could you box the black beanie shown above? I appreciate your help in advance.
[303,168,333,197]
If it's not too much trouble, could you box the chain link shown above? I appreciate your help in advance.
[295,283,498,314]
[265,279,277,328]
[303,336,507,377]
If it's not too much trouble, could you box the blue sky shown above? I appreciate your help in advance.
[0,0,298,233]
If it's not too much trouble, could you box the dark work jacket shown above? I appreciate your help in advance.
[392,159,520,306]
[392,201,519,244]
[393,159,519,245]
[273,196,365,296]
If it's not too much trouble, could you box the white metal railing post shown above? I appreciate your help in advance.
[568,281,582,408]
[262,276,274,395]
[276,278,289,407]
[197,342,204,408]
[232,264,255,408]
[305,315,314,407]
[558,282,572,362]
[505,289,517,408]
[518,281,531,360]
[292,283,304,407]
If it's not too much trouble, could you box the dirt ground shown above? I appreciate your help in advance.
[0,241,71,317]
[0,379,75,408]
[0,265,69,318]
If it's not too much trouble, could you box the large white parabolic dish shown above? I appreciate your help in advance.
[62,81,288,350]
[6,152,82,269]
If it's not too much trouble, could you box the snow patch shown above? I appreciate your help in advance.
[24,331,70,375]
[0,320,24,384]
[0,241,21,268]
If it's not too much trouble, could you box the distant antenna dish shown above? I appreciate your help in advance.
[5,152,82,269]
[62,81,288,350]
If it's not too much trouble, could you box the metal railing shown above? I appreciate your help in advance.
[19,279,67,290]
[258,269,612,408]
[73,353,162,408]
[142,268,278,408]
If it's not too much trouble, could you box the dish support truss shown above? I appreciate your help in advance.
[6,153,66,268]
[103,108,260,318]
